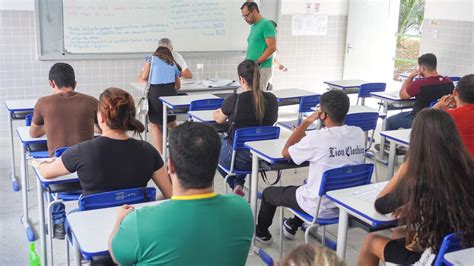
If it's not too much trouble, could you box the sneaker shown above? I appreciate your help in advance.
[255,227,272,244]
[282,218,298,240]
[233,185,245,197]
[53,223,65,240]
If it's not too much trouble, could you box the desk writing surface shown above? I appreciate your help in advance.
[348,105,378,114]
[188,110,215,123]
[17,126,47,143]
[444,248,474,266]
[371,91,414,101]
[245,138,289,164]
[33,167,79,184]
[324,80,367,89]
[67,201,164,255]
[272,89,318,101]
[380,129,411,146]
[160,94,219,109]
[4,99,37,111]
[326,182,396,226]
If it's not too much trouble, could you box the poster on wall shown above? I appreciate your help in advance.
[292,14,328,36]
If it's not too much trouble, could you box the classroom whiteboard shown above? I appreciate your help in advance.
[62,0,252,53]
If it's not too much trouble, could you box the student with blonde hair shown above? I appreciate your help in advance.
[278,244,345,266]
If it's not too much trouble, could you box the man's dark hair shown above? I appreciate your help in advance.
[320,90,350,124]
[169,122,221,189]
[418,53,437,71]
[241,1,259,12]
[456,74,474,104]
[48,63,76,89]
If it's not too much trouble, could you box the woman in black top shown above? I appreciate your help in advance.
[213,60,278,196]
[33,87,172,198]
[357,109,474,266]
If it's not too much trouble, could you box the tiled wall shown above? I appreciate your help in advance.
[0,10,347,139]
[419,19,474,77]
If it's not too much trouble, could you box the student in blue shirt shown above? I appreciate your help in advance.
[139,46,181,154]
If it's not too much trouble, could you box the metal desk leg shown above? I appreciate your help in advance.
[8,113,19,191]
[37,178,47,266]
[377,102,389,159]
[20,147,35,241]
[250,152,259,223]
[335,208,349,260]
[162,104,168,164]
[72,237,81,266]
[386,141,397,179]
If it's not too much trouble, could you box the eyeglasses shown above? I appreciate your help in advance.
[242,12,251,18]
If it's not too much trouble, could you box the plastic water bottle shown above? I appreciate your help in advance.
[29,242,40,266]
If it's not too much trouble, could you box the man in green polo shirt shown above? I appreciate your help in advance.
[108,122,254,265]
[241,2,276,91]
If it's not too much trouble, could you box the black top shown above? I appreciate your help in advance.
[221,91,278,140]
[62,136,164,196]
[374,192,404,214]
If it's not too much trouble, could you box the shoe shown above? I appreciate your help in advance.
[53,223,65,240]
[255,227,272,244]
[282,218,298,240]
[233,185,245,197]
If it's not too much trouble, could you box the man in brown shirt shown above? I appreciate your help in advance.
[29,62,98,239]
[30,62,99,157]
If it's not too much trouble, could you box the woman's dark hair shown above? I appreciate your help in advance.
[153,46,182,71]
[237,59,265,123]
[98,87,145,134]
[395,109,474,253]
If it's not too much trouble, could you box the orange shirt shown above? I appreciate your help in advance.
[447,104,474,157]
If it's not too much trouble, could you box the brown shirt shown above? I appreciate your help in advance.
[32,90,98,157]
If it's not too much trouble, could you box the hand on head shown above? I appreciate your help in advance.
[433,94,456,110]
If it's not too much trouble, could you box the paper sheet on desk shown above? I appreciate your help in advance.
[351,183,386,204]
[201,79,235,88]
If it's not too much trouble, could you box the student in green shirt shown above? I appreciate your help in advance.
[108,122,254,266]
[241,2,276,91]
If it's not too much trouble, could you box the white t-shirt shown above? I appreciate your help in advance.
[288,125,365,219]
[172,51,188,71]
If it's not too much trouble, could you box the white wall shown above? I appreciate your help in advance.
[424,0,473,21]
[0,0,34,10]
[281,0,349,15]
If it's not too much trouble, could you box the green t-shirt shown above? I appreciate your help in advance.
[246,18,276,68]
[111,193,254,266]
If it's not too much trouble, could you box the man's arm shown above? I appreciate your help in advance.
[257,37,276,64]
[29,122,45,138]
[181,68,193,79]
[108,205,136,265]
[399,69,420,99]
[282,112,320,158]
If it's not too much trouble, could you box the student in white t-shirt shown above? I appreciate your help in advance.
[255,90,366,243]
[158,38,193,79]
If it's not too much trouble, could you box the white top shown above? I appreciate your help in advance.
[444,248,474,266]
[326,182,397,226]
[380,129,411,146]
[67,201,164,255]
[172,51,188,70]
[4,99,37,112]
[245,138,287,164]
[17,126,47,144]
[188,110,215,123]
[160,94,219,109]
[324,80,367,89]
[371,91,415,102]
[289,125,366,218]
[272,89,319,101]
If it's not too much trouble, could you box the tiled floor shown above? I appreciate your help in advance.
[0,102,400,265]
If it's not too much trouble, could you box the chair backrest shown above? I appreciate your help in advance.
[344,112,379,132]
[232,126,280,151]
[298,95,321,113]
[25,114,33,126]
[433,232,464,266]
[78,187,156,211]
[54,147,69,157]
[189,98,225,111]
[413,83,454,116]
[318,164,374,196]
[358,83,386,98]
[449,76,460,82]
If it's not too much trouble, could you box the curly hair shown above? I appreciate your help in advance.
[394,109,474,253]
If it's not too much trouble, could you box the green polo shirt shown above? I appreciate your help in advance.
[111,193,254,266]
[246,18,276,68]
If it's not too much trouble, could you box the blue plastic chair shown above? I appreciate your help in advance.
[65,187,156,261]
[357,83,386,106]
[276,95,321,131]
[435,232,467,266]
[279,163,374,256]
[189,98,224,111]
[218,126,280,193]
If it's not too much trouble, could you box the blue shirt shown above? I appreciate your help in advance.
[145,56,180,85]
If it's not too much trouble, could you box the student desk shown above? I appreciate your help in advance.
[324,79,367,94]
[66,201,163,266]
[326,182,397,259]
[370,91,414,159]
[33,167,79,266]
[159,94,220,163]
[271,88,319,106]
[188,110,216,123]
[380,129,411,179]
[16,126,48,242]
[4,99,36,191]
[444,248,474,266]
[129,80,239,96]
[312,105,378,114]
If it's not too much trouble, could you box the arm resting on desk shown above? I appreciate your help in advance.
[375,162,408,214]
[213,109,228,124]
[152,166,172,199]
[37,158,71,179]
[29,122,45,138]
